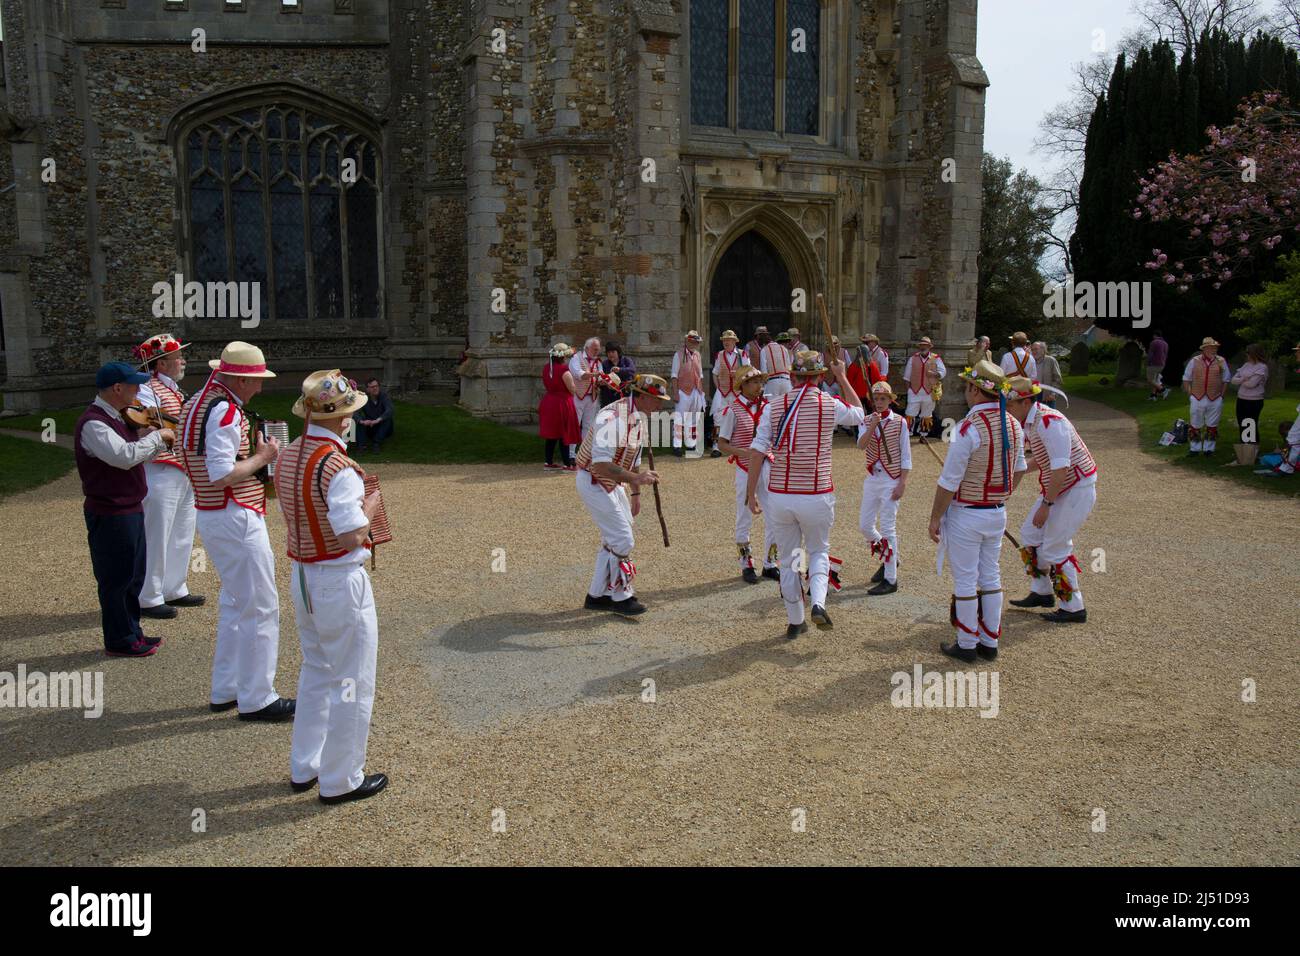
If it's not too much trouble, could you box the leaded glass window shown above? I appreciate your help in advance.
[689,0,822,138]
[181,103,382,322]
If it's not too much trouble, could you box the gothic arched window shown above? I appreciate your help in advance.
[690,0,822,137]
[179,101,382,322]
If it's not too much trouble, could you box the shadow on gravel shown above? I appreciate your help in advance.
[0,705,246,774]
[580,636,817,700]
[0,780,320,865]
[0,611,103,643]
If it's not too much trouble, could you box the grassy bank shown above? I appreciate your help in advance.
[0,433,75,499]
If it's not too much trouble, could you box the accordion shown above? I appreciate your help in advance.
[364,473,393,556]
[257,419,290,495]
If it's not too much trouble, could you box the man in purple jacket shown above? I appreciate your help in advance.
[75,362,177,657]
[1147,331,1170,400]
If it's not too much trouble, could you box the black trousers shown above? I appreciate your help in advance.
[1236,398,1264,444]
[85,511,146,651]
[544,438,573,466]
[356,417,394,448]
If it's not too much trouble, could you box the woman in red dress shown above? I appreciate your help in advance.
[539,343,581,470]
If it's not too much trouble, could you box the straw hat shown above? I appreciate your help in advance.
[959,360,1010,396]
[1198,336,1221,350]
[917,335,933,348]
[861,333,880,344]
[791,350,827,376]
[133,333,190,367]
[1009,331,1030,346]
[720,329,739,342]
[870,380,896,400]
[733,366,768,391]
[684,330,702,343]
[754,326,770,337]
[1006,376,1042,400]
[292,369,368,420]
[208,341,276,378]
[626,373,671,400]
[788,327,802,339]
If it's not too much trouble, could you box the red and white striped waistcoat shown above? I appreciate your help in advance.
[179,376,266,514]
[574,398,645,493]
[1028,408,1097,496]
[274,434,367,563]
[676,349,702,393]
[862,411,906,480]
[954,408,1023,506]
[768,385,838,495]
[145,373,185,472]
[725,395,767,473]
[715,349,742,397]
[908,352,937,394]
[577,354,600,400]
[1188,356,1226,400]
[762,343,791,377]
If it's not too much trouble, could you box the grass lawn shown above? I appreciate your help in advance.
[1062,370,1300,497]
[0,433,75,500]
[1,397,542,465]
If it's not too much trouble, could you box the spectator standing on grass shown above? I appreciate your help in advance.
[601,342,636,407]
[1230,344,1269,445]
[539,343,581,471]
[1032,342,1063,408]
[1147,330,1170,400]
[353,378,394,454]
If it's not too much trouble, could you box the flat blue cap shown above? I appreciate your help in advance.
[96,361,150,389]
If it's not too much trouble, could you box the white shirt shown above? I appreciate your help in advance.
[1182,355,1232,385]
[1287,405,1300,446]
[908,351,947,389]
[864,346,889,379]
[750,388,865,455]
[716,397,764,443]
[137,371,182,409]
[305,423,369,567]
[760,344,790,375]
[857,410,913,474]
[569,352,600,397]
[711,347,750,381]
[1000,347,1037,380]
[204,390,246,484]
[937,402,1028,494]
[1025,403,1096,489]
[79,396,169,469]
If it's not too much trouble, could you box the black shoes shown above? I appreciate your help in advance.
[584,594,613,610]
[762,567,781,582]
[976,644,998,661]
[166,594,206,607]
[1043,608,1087,624]
[238,697,297,722]
[742,567,759,584]
[319,773,388,805]
[105,639,158,658]
[785,622,809,640]
[610,597,647,617]
[290,777,318,793]
[140,604,178,620]
[209,700,238,713]
[941,641,978,663]
[810,605,833,630]
[711,448,722,458]
[867,579,898,596]
[870,564,886,584]
[1010,592,1054,609]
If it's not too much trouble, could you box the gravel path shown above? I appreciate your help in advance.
[1,398,1295,865]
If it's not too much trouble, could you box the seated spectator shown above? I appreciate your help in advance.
[353,377,394,453]
[601,342,636,405]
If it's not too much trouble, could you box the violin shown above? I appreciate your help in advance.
[123,403,180,431]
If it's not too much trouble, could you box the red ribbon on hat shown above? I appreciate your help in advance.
[217,361,267,374]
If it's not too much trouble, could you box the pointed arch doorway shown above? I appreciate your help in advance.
[707,230,792,364]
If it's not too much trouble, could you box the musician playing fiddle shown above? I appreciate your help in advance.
[132,333,205,619]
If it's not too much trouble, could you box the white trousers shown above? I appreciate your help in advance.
[573,396,599,454]
[764,377,792,400]
[139,463,196,608]
[905,391,936,420]
[733,464,777,568]
[767,491,835,625]
[196,505,280,711]
[710,389,734,422]
[674,388,705,448]
[1019,483,1096,612]
[577,471,636,601]
[941,504,1006,650]
[859,471,901,583]
[1189,396,1224,450]
[289,560,378,798]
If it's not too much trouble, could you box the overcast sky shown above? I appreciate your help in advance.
[977,0,1141,179]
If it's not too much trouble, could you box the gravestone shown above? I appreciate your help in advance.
[1115,340,1144,386]
[1069,342,1090,376]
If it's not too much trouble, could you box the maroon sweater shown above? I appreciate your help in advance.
[74,403,148,516]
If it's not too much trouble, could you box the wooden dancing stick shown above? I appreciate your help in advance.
[644,444,670,547]
[814,292,835,358]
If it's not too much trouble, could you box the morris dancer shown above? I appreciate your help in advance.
[716,366,779,584]
[1005,377,1097,624]
[710,329,749,458]
[927,361,1027,663]
[1001,331,1038,380]
[575,374,671,616]
[1182,336,1232,456]
[746,351,865,638]
[904,336,946,436]
[134,333,203,619]
[761,330,794,399]
[569,337,604,457]
[857,381,911,595]
[179,342,294,721]
[275,370,388,804]
[746,326,770,371]
[670,330,706,457]
[788,327,806,355]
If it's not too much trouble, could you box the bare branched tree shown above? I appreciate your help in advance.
[1131,0,1273,54]
[1273,0,1300,45]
